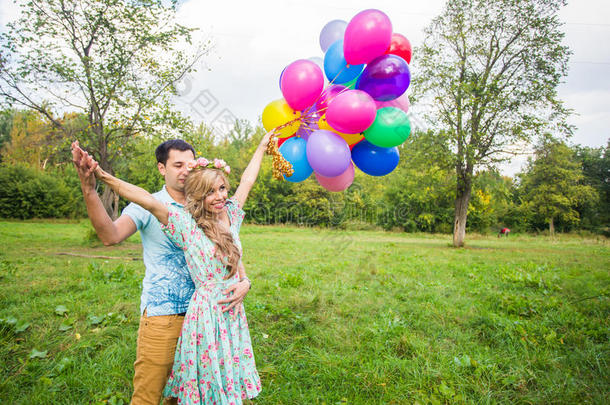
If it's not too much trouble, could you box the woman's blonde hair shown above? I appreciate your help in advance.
[184,168,241,279]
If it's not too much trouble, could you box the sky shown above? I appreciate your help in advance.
[1,0,609,175]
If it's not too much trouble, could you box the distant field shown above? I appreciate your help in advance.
[0,221,608,404]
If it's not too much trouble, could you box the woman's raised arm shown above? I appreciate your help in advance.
[233,130,273,208]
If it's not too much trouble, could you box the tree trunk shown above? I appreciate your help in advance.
[97,139,119,220]
[549,217,555,236]
[100,185,119,220]
[453,171,472,247]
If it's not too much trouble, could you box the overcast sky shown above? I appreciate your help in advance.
[172,0,610,176]
[1,0,609,175]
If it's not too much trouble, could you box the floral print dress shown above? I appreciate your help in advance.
[161,197,261,404]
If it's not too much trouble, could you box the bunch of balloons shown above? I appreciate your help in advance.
[262,9,413,192]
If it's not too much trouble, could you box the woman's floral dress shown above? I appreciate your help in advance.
[161,197,261,404]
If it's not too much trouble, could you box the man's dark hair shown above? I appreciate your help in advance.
[155,139,196,165]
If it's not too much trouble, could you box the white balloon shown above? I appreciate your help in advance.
[319,19,347,53]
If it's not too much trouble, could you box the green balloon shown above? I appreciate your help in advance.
[364,107,411,148]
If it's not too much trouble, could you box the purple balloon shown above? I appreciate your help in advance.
[296,106,319,141]
[319,20,347,53]
[296,113,320,141]
[357,54,411,101]
[306,129,351,177]
[279,67,286,91]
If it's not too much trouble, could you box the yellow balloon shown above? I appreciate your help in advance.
[262,99,301,138]
[318,116,364,145]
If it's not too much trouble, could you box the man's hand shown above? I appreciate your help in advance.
[218,280,251,320]
[71,141,98,191]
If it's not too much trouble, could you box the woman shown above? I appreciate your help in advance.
[82,133,271,404]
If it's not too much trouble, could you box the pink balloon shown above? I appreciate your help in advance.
[315,161,355,192]
[375,93,410,113]
[344,9,393,65]
[281,59,324,111]
[326,90,376,134]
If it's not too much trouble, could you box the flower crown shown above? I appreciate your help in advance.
[186,157,231,174]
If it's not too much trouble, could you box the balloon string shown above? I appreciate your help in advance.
[301,64,348,121]
[302,83,352,120]
[273,115,303,131]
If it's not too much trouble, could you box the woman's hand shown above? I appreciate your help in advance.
[258,130,275,150]
[218,279,251,320]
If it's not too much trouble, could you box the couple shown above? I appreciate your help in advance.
[72,132,272,404]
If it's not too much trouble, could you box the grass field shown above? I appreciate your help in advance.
[0,221,608,404]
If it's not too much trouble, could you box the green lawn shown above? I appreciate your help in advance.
[0,221,608,404]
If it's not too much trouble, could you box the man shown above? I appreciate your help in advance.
[498,227,510,238]
[71,140,251,405]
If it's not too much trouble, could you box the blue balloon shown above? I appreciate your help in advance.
[351,140,400,176]
[324,40,364,84]
[279,137,313,182]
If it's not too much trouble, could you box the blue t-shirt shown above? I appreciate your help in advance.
[122,186,195,316]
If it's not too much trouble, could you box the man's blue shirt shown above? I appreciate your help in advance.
[122,186,195,316]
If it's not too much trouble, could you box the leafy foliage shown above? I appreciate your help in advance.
[0,109,13,161]
[0,109,68,168]
[573,142,610,234]
[0,165,86,219]
[0,0,208,216]
[381,131,456,232]
[0,110,606,235]
[518,137,598,233]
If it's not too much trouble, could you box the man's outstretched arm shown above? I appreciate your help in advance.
[71,141,137,246]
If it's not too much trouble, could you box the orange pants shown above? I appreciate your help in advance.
[131,311,185,405]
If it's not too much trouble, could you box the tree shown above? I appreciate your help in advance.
[1,110,53,168]
[518,138,597,234]
[574,141,610,232]
[0,109,14,162]
[414,0,571,246]
[0,0,207,218]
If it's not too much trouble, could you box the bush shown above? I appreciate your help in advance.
[0,165,86,219]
